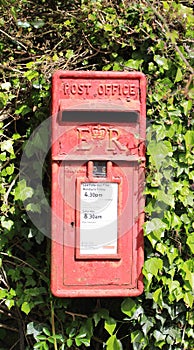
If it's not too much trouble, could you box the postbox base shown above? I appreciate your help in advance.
[51,287,143,298]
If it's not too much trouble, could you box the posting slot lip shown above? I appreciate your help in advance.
[58,99,140,124]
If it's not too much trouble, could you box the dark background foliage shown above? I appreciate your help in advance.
[0,0,193,349]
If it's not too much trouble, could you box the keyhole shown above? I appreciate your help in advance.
[71,222,74,228]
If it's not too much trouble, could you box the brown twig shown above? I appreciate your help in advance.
[0,28,27,51]
[0,323,18,332]
[184,73,194,97]
[3,173,19,206]
[51,301,58,350]
[0,63,23,74]
[65,311,88,321]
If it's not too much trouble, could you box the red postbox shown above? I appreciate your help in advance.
[51,71,146,297]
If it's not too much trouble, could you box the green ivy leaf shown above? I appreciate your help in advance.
[166,30,179,43]
[93,308,109,326]
[184,292,194,308]
[153,288,163,308]
[131,330,146,348]
[24,70,39,81]
[144,257,163,276]
[21,301,31,315]
[27,322,42,341]
[188,87,194,99]
[0,152,7,161]
[0,92,8,108]
[43,328,50,336]
[66,338,73,347]
[124,59,143,70]
[167,246,179,265]
[147,141,172,169]
[153,330,166,348]
[6,164,14,175]
[174,67,183,83]
[154,55,169,70]
[75,332,87,339]
[1,82,11,91]
[36,335,47,341]
[106,335,123,350]
[17,20,31,28]
[15,104,31,116]
[26,203,41,213]
[1,140,14,154]
[0,290,7,298]
[187,233,194,254]
[157,190,175,208]
[121,298,137,318]
[79,338,90,346]
[184,130,194,152]
[142,317,155,336]
[5,299,15,309]
[104,24,113,31]
[105,318,116,335]
[1,217,14,230]
[75,338,82,346]
[181,100,192,115]
[14,179,33,201]
[167,280,183,302]
[145,218,167,235]
[65,50,74,59]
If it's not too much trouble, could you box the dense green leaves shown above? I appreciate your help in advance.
[0,0,193,349]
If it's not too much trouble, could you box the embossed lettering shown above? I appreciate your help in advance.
[71,83,77,94]
[85,84,91,94]
[91,125,106,140]
[63,83,69,94]
[63,83,91,95]
[123,84,129,95]
[105,84,111,95]
[129,84,136,95]
[112,84,118,95]
[77,126,127,152]
[78,84,83,94]
[77,127,92,150]
[63,82,137,97]
[107,128,127,151]
[96,83,137,97]
[97,84,104,95]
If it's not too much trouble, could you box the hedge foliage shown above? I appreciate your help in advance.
[0,0,193,349]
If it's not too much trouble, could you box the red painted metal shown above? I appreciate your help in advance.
[51,71,146,297]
